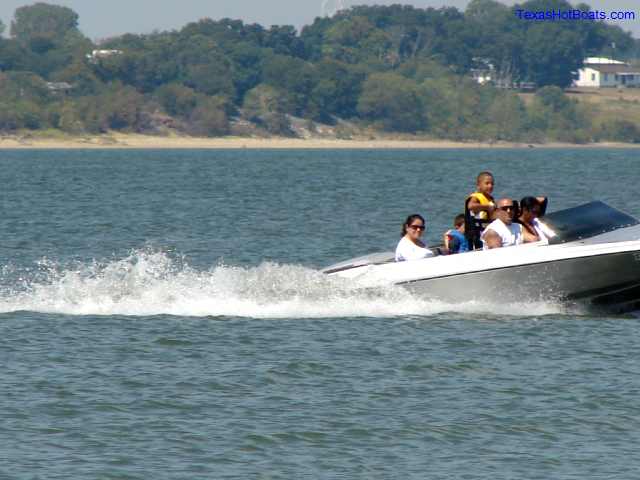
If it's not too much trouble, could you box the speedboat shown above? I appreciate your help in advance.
[322,201,640,313]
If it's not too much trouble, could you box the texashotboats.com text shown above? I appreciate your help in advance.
[515,9,635,21]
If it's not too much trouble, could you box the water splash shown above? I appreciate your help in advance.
[0,250,570,318]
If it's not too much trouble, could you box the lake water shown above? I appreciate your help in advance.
[1,148,639,479]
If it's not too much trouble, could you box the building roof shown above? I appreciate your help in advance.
[584,57,626,65]
[46,82,73,90]
[583,64,640,74]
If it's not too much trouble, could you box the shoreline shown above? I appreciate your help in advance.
[0,133,638,149]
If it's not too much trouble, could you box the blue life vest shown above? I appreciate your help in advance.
[448,229,469,253]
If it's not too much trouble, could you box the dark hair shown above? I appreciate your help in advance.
[476,171,494,183]
[401,214,425,236]
[519,196,539,213]
[454,214,465,228]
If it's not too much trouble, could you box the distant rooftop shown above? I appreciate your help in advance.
[585,64,640,74]
[46,82,74,91]
[86,49,123,63]
[584,57,626,65]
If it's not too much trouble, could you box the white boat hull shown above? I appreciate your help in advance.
[324,221,640,313]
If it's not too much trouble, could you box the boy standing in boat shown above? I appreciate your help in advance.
[465,171,496,249]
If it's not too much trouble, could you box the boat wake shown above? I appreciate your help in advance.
[0,250,572,318]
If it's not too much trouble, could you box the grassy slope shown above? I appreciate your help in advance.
[5,88,640,145]
[520,87,640,127]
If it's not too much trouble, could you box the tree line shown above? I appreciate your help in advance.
[0,0,639,142]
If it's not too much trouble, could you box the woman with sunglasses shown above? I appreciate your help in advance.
[395,214,434,262]
[518,196,556,244]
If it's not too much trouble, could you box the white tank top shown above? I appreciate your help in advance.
[395,236,434,262]
[481,219,523,249]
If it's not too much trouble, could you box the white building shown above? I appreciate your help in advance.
[86,49,123,63]
[46,82,73,94]
[574,57,640,88]
[470,57,494,85]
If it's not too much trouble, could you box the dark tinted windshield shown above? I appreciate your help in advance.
[543,201,639,244]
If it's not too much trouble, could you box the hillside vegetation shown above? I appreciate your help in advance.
[1,0,640,143]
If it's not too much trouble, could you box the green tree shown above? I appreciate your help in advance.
[76,85,149,132]
[535,86,571,112]
[398,59,451,83]
[264,25,305,57]
[50,101,84,133]
[322,16,391,65]
[466,0,524,83]
[415,77,453,136]
[227,42,264,101]
[187,96,229,137]
[92,48,180,93]
[262,54,315,115]
[357,72,426,132]
[242,83,293,135]
[300,16,334,61]
[465,0,509,22]
[183,60,235,97]
[103,86,147,130]
[570,4,634,58]
[52,61,103,96]
[11,3,80,44]
[0,99,44,130]
[598,120,640,143]
[242,84,286,121]
[485,92,526,141]
[0,72,50,104]
[522,24,583,87]
[307,59,365,121]
[59,29,94,60]
[526,86,591,142]
[154,83,200,118]
[7,4,91,77]
[0,102,21,131]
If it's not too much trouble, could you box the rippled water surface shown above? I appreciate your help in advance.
[1,148,639,479]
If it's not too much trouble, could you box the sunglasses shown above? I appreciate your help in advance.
[409,224,426,230]
[499,205,515,211]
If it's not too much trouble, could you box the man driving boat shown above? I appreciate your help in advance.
[481,198,523,249]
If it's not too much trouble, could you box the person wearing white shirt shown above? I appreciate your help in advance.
[518,196,556,244]
[395,214,434,262]
[481,199,523,249]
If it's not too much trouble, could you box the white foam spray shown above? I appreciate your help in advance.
[0,250,570,318]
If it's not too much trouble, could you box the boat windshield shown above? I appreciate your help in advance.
[543,201,639,244]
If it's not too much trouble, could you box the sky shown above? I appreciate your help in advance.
[0,0,638,40]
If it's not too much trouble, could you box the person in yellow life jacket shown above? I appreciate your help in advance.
[464,171,496,250]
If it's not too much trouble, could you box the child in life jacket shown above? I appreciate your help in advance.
[443,214,469,254]
[464,171,496,249]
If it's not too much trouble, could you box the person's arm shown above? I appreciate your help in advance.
[442,230,452,254]
[395,240,405,261]
[536,219,556,239]
[536,196,548,217]
[448,234,461,254]
[482,229,503,249]
[467,197,495,216]
[443,230,450,248]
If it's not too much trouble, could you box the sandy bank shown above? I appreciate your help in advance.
[0,133,638,149]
